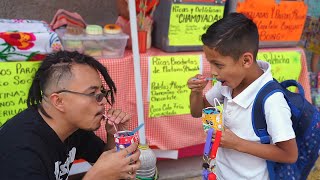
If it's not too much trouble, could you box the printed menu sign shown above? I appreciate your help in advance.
[237,0,307,41]
[168,4,224,46]
[0,62,41,126]
[149,55,201,117]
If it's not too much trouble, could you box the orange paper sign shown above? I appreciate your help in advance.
[236,0,308,42]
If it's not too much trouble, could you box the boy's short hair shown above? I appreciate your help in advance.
[201,12,259,61]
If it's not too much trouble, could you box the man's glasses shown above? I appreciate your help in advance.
[54,89,112,105]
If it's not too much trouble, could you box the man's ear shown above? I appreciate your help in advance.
[48,94,65,112]
[241,52,254,68]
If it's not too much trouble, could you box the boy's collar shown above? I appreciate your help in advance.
[222,61,272,108]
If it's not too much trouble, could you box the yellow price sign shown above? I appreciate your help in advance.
[257,51,302,91]
[168,4,224,46]
[0,62,41,126]
[149,55,201,118]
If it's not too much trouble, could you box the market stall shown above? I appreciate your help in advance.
[96,46,311,156]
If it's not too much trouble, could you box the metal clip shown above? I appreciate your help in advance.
[208,159,217,173]
[203,157,217,180]
[203,156,212,165]
[203,155,209,163]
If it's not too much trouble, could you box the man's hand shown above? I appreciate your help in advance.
[84,143,141,180]
[105,109,131,134]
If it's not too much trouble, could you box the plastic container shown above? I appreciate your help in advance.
[61,33,129,59]
[114,130,139,152]
[152,0,226,52]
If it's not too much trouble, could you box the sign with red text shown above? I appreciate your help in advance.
[237,0,308,42]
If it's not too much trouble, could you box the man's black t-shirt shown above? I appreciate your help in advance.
[0,107,105,180]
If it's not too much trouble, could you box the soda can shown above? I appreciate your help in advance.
[202,107,223,132]
[114,130,139,152]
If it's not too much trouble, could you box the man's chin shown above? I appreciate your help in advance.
[93,120,103,131]
[93,123,102,131]
[83,120,102,131]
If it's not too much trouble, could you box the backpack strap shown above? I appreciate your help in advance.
[252,80,284,180]
[252,78,304,138]
[252,80,284,143]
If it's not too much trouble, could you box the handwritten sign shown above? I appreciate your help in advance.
[257,51,302,89]
[168,4,224,46]
[149,55,201,117]
[237,0,308,41]
[0,62,41,126]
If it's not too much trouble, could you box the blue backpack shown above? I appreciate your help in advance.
[252,79,320,180]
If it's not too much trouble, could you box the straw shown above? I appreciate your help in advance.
[112,122,118,133]
[103,114,119,134]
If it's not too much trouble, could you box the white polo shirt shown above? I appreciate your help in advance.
[205,60,295,180]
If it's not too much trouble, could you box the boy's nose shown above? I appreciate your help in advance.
[210,65,218,77]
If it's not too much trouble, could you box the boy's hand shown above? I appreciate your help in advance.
[187,74,209,92]
[212,128,242,150]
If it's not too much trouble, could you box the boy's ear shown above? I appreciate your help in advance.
[241,52,254,67]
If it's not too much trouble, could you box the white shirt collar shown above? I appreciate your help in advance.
[221,60,273,108]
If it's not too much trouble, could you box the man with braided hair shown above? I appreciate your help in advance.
[0,51,140,180]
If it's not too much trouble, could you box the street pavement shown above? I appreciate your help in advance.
[157,156,202,180]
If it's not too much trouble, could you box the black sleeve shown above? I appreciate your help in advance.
[0,147,48,180]
[67,130,105,163]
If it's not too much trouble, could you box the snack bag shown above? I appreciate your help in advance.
[202,98,223,180]
[202,98,223,132]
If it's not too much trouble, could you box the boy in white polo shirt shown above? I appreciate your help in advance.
[187,13,298,180]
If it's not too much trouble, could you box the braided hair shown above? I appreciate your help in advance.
[27,51,116,118]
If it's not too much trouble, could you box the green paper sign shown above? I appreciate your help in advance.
[149,55,201,118]
[0,62,41,126]
[168,4,224,46]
